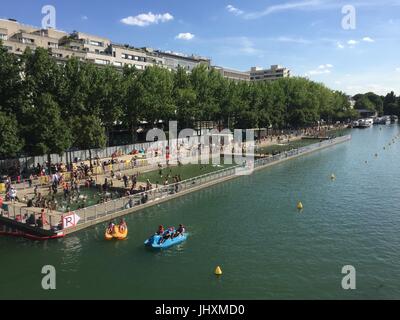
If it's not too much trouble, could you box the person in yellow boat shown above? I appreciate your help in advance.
[119,218,127,232]
[107,221,115,234]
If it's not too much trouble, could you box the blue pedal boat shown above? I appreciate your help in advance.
[144,232,188,249]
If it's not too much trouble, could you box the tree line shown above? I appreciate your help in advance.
[352,91,400,116]
[1,44,357,160]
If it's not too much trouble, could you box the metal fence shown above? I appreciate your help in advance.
[3,142,243,191]
[1,135,351,231]
[0,138,187,171]
[74,164,239,226]
[74,135,351,227]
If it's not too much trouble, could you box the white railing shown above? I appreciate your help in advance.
[1,135,351,231]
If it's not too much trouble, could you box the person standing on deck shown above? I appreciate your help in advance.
[123,174,128,188]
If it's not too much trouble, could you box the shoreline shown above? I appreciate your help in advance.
[0,134,351,238]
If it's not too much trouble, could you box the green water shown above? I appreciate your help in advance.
[1,125,400,299]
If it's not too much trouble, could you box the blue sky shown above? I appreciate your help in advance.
[2,0,400,95]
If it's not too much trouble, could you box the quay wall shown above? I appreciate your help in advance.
[63,134,351,235]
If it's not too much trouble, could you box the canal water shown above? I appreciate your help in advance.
[1,125,399,299]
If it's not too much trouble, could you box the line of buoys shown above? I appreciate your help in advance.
[214,266,223,276]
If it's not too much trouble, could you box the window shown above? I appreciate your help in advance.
[89,40,103,47]
[94,59,109,65]
[21,37,34,44]
[0,33,8,41]
[48,42,58,49]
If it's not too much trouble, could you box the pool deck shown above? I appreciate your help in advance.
[0,134,351,239]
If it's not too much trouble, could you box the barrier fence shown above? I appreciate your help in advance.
[0,135,351,232]
[73,135,351,228]
[1,142,243,192]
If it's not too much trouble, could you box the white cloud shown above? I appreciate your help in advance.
[396,67,400,72]
[337,42,345,49]
[175,33,195,41]
[81,15,88,20]
[347,39,359,45]
[226,5,244,16]
[306,63,333,76]
[121,12,174,27]
[275,36,311,44]
[245,0,321,19]
[362,36,375,42]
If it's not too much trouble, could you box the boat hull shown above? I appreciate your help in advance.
[144,233,187,249]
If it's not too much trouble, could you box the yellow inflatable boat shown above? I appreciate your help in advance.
[105,228,114,240]
[113,225,128,240]
[105,225,128,240]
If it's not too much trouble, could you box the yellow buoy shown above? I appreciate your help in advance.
[297,202,303,210]
[214,266,223,276]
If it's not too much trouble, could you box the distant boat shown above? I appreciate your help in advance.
[356,119,373,128]
[373,116,391,125]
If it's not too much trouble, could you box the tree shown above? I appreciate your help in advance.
[73,115,107,165]
[0,42,27,117]
[122,65,141,143]
[135,66,174,128]
[24,93,71,172]
[0,112,24,158]
[365,92,383,115]
[354,95,375,111]
[383,91,398,115]
[173,67,198,129]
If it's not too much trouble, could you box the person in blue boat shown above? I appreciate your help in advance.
[173,224,186,238]
[156,225,164,235]
[160,227,175,244]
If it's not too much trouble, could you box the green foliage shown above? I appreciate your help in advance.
[383,91,400,116]
[73,115,106,151]
[0,43,394,160]
[353,92,383,114]
[24,93,71,156]
[0,112,24,158]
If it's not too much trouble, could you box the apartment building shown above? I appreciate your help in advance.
[145,48,211,72]
[213,66,250,82]
[0,19,67,55]
[0,18,290,81]
[250,65,291,82]
[0,19,209,72]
